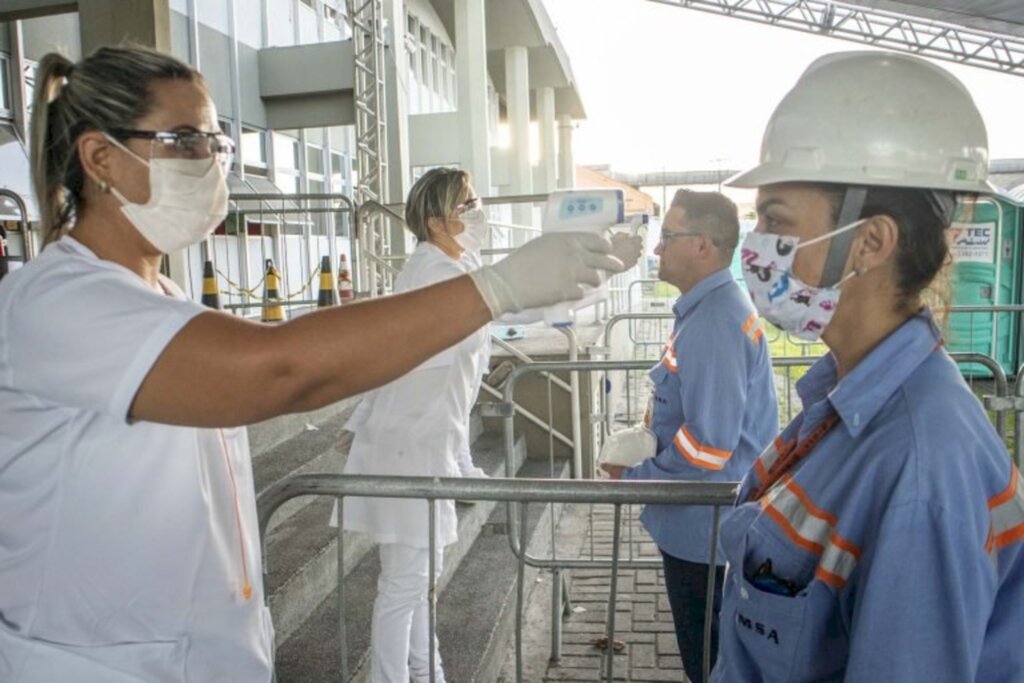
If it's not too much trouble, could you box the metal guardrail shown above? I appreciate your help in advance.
[255,474,736,683]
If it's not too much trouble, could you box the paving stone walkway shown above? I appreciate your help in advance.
[540,505,689,683]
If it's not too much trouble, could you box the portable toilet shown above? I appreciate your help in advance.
[946,194,1024,377]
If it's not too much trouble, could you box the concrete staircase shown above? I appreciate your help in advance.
[251,391,572,682]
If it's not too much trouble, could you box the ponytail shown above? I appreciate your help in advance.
[30,53,76,244]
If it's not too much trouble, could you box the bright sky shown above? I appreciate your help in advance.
[544,0,1024,178]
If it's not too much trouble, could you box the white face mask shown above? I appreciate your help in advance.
[105,135,229,254]
[453,208,489,253]
[740,219,866,341]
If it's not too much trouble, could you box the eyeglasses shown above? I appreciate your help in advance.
[657,230,706,246]
[108,128,235,171]
[455,196,483,215]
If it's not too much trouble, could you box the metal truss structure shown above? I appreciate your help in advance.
[346,0,393,294]
[647,0,1024,77]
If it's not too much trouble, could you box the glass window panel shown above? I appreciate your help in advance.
[306,144,324,175]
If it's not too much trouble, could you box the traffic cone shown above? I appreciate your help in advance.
[201,260,221,310]
[262,259,286,323]
[317,255,337,307]
[337,254,354,303]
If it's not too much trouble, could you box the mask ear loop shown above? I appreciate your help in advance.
[819,187,867,288]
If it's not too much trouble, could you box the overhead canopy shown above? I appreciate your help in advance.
[853,2,1024,38]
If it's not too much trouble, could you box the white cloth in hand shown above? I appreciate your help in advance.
[598,426,658,468]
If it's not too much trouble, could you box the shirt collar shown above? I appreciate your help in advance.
[796,309,943,437]
[672,268,733,320]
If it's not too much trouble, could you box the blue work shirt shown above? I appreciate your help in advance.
[713,310,1024,682]
[623,269,779,564]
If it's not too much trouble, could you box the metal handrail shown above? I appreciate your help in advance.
[256,473,736,683]
[478,382,574,449]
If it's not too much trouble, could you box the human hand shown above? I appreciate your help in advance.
[610,232,644,271]
[600,463,626,480]
[468,232,625,317]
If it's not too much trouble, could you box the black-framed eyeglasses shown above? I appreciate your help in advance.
[108,128,235,168]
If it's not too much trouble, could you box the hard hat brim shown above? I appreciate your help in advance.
[725,162,999,196]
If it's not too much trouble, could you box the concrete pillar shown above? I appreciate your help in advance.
[558,113,575,190]
[536,86,556,193]
[505,45,531,236]
[455,0,491,193]
[77,0,171,54]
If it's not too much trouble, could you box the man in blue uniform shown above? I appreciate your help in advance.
[603,189,778,682]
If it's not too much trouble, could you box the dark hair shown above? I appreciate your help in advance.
[670,189,740,260]
[819,184,957,313]
[31,45,203,243]
[404,167,470,243]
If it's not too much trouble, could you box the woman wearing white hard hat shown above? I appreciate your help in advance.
[0,46,627,682]
[712,51,1024,681]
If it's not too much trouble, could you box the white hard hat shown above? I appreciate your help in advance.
[727,51,995,194]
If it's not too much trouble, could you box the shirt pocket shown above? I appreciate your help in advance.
[730,561,849,682]
[730,567,808,681]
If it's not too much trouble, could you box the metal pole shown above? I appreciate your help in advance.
[515,502,529,683]
[337,496,348,682]
[550,568,562,663]
[604,504,622,682]
[428,498,437,683]
[557,326,584,480]
[702,506,722,683]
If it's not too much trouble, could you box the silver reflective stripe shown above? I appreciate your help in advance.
[989,468,1024,559]
[761,476,861,588]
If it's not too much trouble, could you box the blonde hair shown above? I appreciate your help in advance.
[404,167,470,242]
[30,45,203,244]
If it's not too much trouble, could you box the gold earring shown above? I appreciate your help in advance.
[97,179,110,193]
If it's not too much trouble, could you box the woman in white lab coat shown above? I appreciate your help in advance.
[0,47,626,683]
[342,169,644,682]
[341,169,495,683]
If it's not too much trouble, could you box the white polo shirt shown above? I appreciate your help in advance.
[0,237,273,682]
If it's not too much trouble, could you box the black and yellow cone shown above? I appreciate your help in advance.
[201,260,221,310]
[261,259,286,323]
[317,255,337,307]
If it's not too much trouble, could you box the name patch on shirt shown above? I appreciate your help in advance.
[737,611,780,644]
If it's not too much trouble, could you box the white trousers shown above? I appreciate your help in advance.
[371,543,446,683]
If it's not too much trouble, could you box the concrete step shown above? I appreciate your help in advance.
[248,396,361,459]
[272,456,570,683]
[254,407,356,534]
[263,427,524,646]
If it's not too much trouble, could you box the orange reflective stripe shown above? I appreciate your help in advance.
[742,313,765,345]
[988,466,1024,555]
[673,425,732,470]
[754,459,769,486]
[761,475,861,589]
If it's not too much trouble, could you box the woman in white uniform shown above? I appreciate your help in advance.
[341,168,642,682]
[341,169,491,683]
[0,48,626,683]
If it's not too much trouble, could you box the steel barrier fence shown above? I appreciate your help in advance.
[256,474,737,683]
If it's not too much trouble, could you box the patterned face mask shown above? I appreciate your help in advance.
[740,219,866,341]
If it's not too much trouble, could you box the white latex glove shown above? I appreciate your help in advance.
[469,232,625,317]
[597,426,658,468]
[610,233,644,271]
